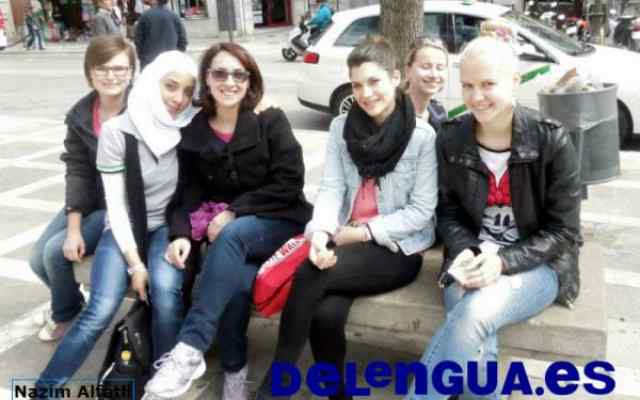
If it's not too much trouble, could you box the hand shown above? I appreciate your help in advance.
[460,253,504,289]
[309,231,337,270]
[63,231,86,262]
[207,210,236,242]
[165,238,191,269]
[130,266,149,304]
[333,225,367,247]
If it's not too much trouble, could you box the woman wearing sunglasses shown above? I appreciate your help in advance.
[144,42,312,400]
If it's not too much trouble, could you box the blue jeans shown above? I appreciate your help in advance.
[38,226,184,387]
[178,216,303,368]
[29,209,106,323]
[406,264,559,400]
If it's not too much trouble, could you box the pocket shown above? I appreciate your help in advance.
[389,158,417,193]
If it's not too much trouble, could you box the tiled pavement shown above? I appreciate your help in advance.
[1,114,640,399]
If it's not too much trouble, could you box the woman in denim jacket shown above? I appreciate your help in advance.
[256,35,438,400]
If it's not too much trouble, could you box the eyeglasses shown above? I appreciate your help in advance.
[94,65,131,78]
[208,68,250,83]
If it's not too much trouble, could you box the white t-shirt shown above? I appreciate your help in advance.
[477,145,520,248]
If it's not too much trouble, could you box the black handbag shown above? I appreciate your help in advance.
[98,300,152,400]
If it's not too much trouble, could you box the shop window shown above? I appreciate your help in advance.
[174,0,207,19]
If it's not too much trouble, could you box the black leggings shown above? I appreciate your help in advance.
[272,241,422,399]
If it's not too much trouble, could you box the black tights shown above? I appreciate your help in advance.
[269,242,422,399]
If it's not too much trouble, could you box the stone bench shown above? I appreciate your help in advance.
[73,240,607,364]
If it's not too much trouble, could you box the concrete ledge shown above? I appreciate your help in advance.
[73,240,607,363]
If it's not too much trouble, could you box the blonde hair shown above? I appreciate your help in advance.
[406,36,448,67]
[460,31,519,76]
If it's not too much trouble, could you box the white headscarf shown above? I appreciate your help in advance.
[126,50,200,158]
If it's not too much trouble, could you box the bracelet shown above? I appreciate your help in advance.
[127,263,146,276]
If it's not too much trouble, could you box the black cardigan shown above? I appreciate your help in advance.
[166,108,313,239]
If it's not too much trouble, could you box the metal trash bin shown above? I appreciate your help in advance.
[538,83,620,186]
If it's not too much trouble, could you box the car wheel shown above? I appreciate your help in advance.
[281,48,297,62]
[618,102,633,148]
[331,86,355,116]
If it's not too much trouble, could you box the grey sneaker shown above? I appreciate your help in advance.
[223,365,249,400]
[144,342,206,398]
[37,315,72,342]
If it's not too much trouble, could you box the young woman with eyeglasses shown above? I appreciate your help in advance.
[29,35,134,343]
[405,37,449,134]
[36,50,200,395]
[143,42,312,400]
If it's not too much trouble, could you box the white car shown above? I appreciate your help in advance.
[297,0,640,145]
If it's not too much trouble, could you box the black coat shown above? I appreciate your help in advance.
[436,106,582,307]
[134,5,187,68]
[61,91,105,215]
[167,108,313,239]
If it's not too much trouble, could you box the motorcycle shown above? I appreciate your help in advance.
[559,14,591,43]
[282,17,311,62]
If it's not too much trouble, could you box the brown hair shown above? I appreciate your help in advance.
[84,35,136,88]
[196,42,264,116]
[347,34,397,74]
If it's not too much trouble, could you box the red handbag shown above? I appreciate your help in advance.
[253,235,311,317]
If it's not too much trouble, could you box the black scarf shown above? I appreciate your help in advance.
[343,93,416,178]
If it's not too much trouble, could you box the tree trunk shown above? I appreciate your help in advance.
[380,0,423,76]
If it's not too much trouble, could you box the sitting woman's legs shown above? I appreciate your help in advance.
[406,264,559,400]
[29,209,67,287]
[259,242,422,397]
[216,261,258,373]
[147,226,184,360]
[178,216,302,353]
[43,210,106,323]
[38,229,129,387]
[309,294,355,400]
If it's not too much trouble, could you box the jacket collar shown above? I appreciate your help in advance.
[180,109,261,155]
[446,105,539,165]
[66,89,130,138]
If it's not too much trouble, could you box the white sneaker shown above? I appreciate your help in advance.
[223,365,249,400]
[144,342,206,398]
[37,314,72,342]
[32,310,50,327]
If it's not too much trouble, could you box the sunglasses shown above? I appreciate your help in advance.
[208,68,251,83]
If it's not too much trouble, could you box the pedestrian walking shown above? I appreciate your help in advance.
[91,0,121,36]
[134,0,187,69]
[35,50,199,395]
[25,5,45,50]
[29,35,134,343]
[143,42,312,400]
[405,30,581,400]
[255,35,438,400]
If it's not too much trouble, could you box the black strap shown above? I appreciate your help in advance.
[124,134,149,264]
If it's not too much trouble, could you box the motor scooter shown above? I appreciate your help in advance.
[282,17,311,62]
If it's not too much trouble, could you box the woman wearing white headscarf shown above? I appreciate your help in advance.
[37,51,199,390]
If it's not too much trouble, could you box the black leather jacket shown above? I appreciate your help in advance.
[436,106,582,307]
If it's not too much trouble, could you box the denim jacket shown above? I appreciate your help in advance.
[305,114,438,255]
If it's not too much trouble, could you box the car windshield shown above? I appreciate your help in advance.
[503,10,593,55]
